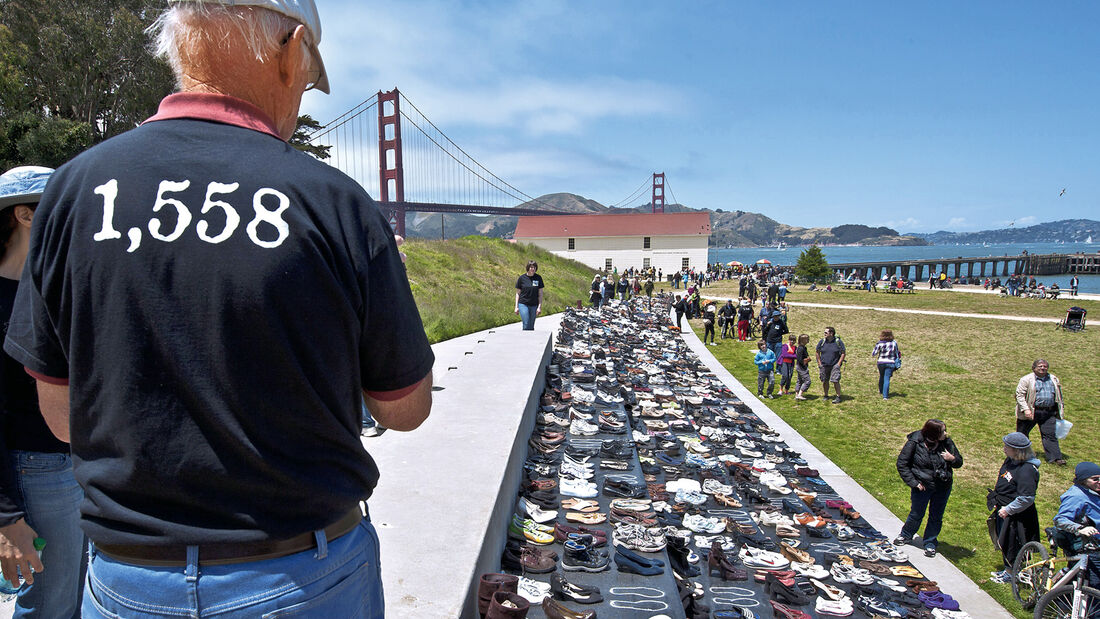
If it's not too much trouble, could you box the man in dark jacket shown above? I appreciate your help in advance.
[673,295,686,330]
[718,300,736,339]
[895,419,963,557]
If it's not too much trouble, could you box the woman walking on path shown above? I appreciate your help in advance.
[895,419,963,558]
[514,260,544,330]
[989,432,1042,583]
[794,334,812,400]
[871,330,902,400]
[778,334,797,395]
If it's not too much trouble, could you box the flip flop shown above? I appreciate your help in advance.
[891,565,925,578]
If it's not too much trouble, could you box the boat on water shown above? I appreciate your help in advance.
[1088,236,1094,244]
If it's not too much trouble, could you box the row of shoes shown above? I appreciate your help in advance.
[501,296,974,619]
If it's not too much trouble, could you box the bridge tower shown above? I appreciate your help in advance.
[377,88,406,236]
[651,173,665,213]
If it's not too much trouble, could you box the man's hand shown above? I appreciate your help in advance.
[514,307,519,315]
[536,306,542,316]
[0,519,43,586]
[916,483,925,491]
[1024,409,1034,421]
[395,235,407,264]
[1079,526,1099,538]
[998,507,1009,518]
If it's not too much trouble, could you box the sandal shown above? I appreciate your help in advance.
[561,498,600,513]
[715,494,743,507]
[770,600,812,619]
[891,565,925,578]
[565,511,607,524]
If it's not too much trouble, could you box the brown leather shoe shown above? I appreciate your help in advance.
[486,591,530,619]
[542,597,595,619]
[478,574,519,617]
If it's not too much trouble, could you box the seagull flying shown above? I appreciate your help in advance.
[1060,188,1066,197]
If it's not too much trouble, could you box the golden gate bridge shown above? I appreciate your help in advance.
[307,88,675,236]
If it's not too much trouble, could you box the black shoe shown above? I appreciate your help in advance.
[550,572,603,604]
[924,545,937,558]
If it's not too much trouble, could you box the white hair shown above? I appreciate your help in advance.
[147,3,311,85]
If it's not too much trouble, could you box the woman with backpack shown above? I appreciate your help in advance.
[895,419,963,558]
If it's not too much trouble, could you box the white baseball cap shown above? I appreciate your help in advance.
[171,0,329,94]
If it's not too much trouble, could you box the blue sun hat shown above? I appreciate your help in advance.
[0,166,55,211]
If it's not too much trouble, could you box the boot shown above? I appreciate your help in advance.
[479,573,519,617]
[709,540,747,581]
[667,535,700,577]
[486,591,530,619]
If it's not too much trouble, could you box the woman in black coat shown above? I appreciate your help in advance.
[895,419,964,557]
[989,432,1042,581]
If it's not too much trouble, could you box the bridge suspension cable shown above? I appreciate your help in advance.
[607,176,652,209]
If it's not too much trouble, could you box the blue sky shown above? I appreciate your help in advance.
[300,1,1100,233]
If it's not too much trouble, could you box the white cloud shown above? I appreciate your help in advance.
[1015,216,1037,226]
[947,217,967,228]
[883,217,920,230]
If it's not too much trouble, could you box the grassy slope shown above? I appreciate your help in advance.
[690,290,1098,618]
[404,237,596,343]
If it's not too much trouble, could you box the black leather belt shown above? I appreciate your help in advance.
[95,507,363,567]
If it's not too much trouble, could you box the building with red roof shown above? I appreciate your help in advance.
[514,212,711,274]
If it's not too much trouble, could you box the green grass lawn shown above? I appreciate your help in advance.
[700,282,1099,320]
[405,236,597,342]
[691,303,1098,618]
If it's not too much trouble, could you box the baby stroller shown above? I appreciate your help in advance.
[1059,307,1087,332]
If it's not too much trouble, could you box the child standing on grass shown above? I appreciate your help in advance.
[794,334,812,400]
[754,340,776,398]
[778,334,797,395]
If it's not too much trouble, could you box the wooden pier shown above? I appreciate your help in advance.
[829,252,1100,281]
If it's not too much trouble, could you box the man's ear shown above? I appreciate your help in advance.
[279,24,309,88]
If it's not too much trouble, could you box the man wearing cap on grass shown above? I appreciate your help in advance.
[989,432,1041,583]
[3,2,434,616]
[0,167,85,617]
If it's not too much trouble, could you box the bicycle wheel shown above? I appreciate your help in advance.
[1035,585,1100,619]
[1013,540,1051,609]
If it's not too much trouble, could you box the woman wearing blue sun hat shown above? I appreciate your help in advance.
[0,166,85,618]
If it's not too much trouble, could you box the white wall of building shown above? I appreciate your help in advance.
[517,235,709,274]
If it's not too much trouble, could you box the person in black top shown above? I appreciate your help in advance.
[990,432,1042,581]
[762,315,789,365]
[701,301,717,345]
[589,274,603,309]
[0,167,84,616]
[3,2,433,615]
[718,300,736,339]
[736,300,754,341]
[514,260,544,330]
[673,295,686,330]
[895,419,963,558]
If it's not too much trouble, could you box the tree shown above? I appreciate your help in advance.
[289,114,331,160]
[0,0,175,169]
[795,244,832,282]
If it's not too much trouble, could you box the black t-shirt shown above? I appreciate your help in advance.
[764,320,788,344]
[3,113,434,545]
[515,273,544,306]
[0,277,69,526]
[796,345,810,368]
[736,306,753,321]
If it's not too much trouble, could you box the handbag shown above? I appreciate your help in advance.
[1056,418,1073,440]
[893,358,902,370]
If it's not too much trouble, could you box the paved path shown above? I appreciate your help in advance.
[784,300,1060,323]
[675,307,1015,619]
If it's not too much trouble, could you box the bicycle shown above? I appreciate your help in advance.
[1011,526,1100,617]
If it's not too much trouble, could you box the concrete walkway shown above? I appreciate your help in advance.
[676,310,1015,619]
[784,300,1062,323]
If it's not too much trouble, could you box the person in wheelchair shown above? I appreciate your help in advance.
[1053,462,1100,587]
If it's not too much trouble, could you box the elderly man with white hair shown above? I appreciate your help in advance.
[3,1,434,617]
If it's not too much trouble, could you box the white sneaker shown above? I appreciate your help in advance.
[560,478,598,498]
[569,419,598,436]
[815,596,854,617]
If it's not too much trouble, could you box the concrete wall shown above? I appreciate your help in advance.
[518,234,709,273]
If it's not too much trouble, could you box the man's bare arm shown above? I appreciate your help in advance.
[36,381,69,443]
[363,373,433,432]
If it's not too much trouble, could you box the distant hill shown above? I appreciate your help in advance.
[405,194,926,247]
[911,219,1099,245]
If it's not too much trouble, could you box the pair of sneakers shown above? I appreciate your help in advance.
[894,534,937,557]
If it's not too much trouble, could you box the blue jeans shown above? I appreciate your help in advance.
[82,516,383,618]
[11,451,85,619]
[900,483,952,548]
[877,364,895,398]
[518,304,537,330]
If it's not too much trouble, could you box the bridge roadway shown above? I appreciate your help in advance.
[831,252,1100,281]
